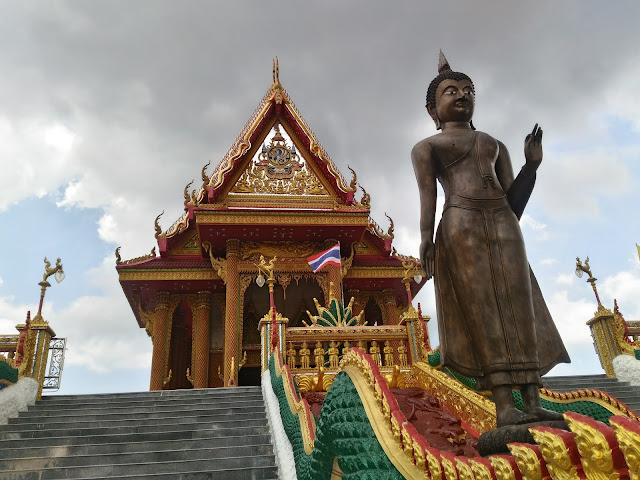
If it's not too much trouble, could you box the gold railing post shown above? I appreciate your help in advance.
[587,308,618,378]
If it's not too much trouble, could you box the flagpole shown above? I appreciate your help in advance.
[339,241,345,306]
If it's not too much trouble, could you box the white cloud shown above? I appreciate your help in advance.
[555,273,576,286]
[541,258,558,266]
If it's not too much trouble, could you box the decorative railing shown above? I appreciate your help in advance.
[588,302,640,377]
[0,312,65,398]
[266,345,640,480]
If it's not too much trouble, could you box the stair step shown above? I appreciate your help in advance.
[0,425,269,449]
[0,417,268,440]
[3,411,267,432]
[31,395,264,412]
[5,454,277,480]
[40,387,260,402]
[13,403,265,422]
[0,433,272,460]
[0,444,275,471]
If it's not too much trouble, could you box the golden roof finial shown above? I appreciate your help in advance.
[154,211,164,239]
[273,57,280,86]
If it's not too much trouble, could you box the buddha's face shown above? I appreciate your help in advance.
[432,78,474,126]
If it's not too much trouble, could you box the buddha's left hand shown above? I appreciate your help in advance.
[524,123,543,167]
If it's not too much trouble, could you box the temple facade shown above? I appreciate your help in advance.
[116,61,425,390]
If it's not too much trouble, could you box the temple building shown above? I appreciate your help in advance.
[116,61,425,390]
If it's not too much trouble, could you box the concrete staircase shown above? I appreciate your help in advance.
[0,386,278,479]
[543,374,640,414]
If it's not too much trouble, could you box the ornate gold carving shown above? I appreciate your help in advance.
[468,458,495,480]
[530,428,580,480]
[565,413,621,480]
[507,443,544,480]
[161,211,190,239]
[231,155,327,196]
[118,247,157,266]
[368,216,393,240]
[489,456,519,480]
[539,387,640,422]
[154,211,164,239]
[385,212,395,239]
[201,160,211,188]
[119,270,218,282]
[412,361,497,434]
[360,186,371,208]
[183,180,194,207]
[240,241,319,260]
[183,234,200,250]
[341,241,358,277]
[454,457,475,480]
[196,210,369,227]
[202,241,227,284]
[347,165,358,192]
[277,273,292,298]
[609,416,640,480]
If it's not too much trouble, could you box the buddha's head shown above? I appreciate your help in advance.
[426,51,475,130]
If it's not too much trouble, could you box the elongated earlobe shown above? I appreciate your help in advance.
[426,104,441,130]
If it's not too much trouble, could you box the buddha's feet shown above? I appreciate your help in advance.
[525,407,565,423]
[496,407,538,428]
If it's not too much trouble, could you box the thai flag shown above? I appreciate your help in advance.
[307,243,341,273]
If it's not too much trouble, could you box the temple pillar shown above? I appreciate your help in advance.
[192,291,211,388]
[224,239,240,386]
[383,290,398,325]
[327,264,342,302]
[150,291,172,391]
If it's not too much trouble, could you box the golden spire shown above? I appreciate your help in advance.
[272,57,280,86]
[272,57,284,104]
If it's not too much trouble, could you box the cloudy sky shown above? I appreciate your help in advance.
[1,1,639,394]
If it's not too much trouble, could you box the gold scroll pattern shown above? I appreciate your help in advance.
[231,160,327,196]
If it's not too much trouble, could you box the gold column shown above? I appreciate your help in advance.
[383,289,398,325]
[150,291,172,391]
[193,291,211,388]
[224,239,240,386]
[327,265,342,302]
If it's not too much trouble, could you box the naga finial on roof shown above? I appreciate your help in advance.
[154,211,164,239]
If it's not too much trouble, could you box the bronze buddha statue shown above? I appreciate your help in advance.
[412,52,570,428]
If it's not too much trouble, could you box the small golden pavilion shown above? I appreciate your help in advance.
[116,60,425,390]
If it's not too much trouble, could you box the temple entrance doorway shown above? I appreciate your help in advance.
[238,366,262,386]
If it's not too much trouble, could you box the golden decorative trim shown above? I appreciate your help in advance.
[119,270,220,282]
[341,359,426,479]
[344,266,407,279]
[231,123,328,196]
[368,216,393,240]
[118,247,157,266]
[539,388,640,422]
[154,211,164,239]
[609,416,640,480]
[286,325,408,342]
[564,413,620,480]
[160,211,190,239]
[183,179,194,207]
[529,427,581,480]
[202,242,227,284]
[195,210,370,226]
[273,350,317,454]
[412,361,497,434]
[347,165,358,192]
[240,241,320,260]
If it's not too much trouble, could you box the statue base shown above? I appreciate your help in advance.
[477,420,569,456]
